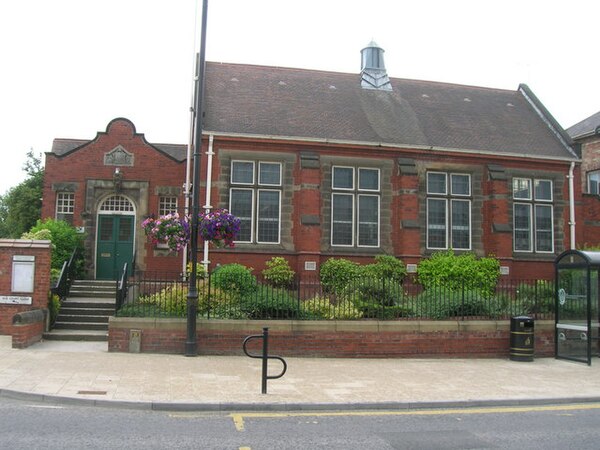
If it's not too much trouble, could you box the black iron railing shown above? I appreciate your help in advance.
[116,262,129,311]
[115,271,555,321]
[50,248,79,300]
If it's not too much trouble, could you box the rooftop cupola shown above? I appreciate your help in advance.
[360,41,392,91]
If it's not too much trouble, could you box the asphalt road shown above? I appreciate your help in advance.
[1,397,600,449]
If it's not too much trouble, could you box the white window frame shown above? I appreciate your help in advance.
[229,161,282,244]
[256,189,281,244]
[331,193,355,247]
[55,192,75,218]
[512,178,554,254]
[158,196,178,216]
[331,166,380,248]
[513,203,533,252]
[588,171,600,195]
[426,172,472,250]
[332,166,355,191]
[357,194,380,247]
[231,160,255,185]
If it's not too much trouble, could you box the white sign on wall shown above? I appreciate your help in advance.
[0,296,32,305]
[12,256,35,293]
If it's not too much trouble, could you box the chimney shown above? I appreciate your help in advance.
[360,41,392,91]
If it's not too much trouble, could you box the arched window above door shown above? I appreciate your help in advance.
[99,195,135,214]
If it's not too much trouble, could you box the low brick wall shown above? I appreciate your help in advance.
[109,318,555,358]
[11,309,47,349]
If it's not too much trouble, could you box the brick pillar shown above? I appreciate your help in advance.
[294,152,323,278]
[0,240,52,348]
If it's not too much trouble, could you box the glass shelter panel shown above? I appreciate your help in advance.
[556,268,590,364]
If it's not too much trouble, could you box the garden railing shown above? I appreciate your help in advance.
[115,271,556,321]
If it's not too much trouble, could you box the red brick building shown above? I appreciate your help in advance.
[43,43,581,281]
[568,111,600,247]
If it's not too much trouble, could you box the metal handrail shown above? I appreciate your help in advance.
[50,248,78,300]
[116,262,129,311]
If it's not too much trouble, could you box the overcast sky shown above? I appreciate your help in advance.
[1,0,598,195]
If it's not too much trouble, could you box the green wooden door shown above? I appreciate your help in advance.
[96,215,134,280]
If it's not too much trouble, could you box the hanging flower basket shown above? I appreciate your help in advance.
[198,208,241,248]
[141,209,241,252]
[141,212,190,252]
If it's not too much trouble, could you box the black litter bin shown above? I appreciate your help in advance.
[510,316,534,362]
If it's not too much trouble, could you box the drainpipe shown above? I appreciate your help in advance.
[201,134,215,273]
[568,161,576,249]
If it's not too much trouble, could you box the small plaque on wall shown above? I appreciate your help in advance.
[304,261,317,271]
[406,264,417,273]
[0,296,32,305]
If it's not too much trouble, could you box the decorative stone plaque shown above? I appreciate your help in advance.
[104,145,134,166]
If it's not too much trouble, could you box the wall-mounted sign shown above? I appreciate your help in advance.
[12,255,35,293]
[0,296,32,305]
[304,261,317,271]
[406,264,417,273]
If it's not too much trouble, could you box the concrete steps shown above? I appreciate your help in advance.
[43,280,116,342]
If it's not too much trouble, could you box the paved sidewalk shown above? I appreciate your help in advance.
[0,337,599,411]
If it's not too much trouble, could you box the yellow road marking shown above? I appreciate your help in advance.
[230,402,600,431]
[233,414,246,431]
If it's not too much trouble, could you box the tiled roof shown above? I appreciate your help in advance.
[567,111,600,140]
[50,139,89,156]
[204,62,576,160]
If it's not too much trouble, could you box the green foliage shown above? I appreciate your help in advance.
[48,293,61,325]
[0,150,44,238]
[320,258,360,294]
[138,283,188,316]
[25,219,84,275]
[262,257,295,288]
[211,263,257,298]
[417,250,500,297]
[361,255,407,283]
[301,295,363,320]
[415,288,503,319]
[239,285,305,319]
[186,262,206,278]
[516,280,555,315]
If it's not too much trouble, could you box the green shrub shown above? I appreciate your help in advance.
[239,285,304,319]
[138,283,188,316]
[262,257,295,288]
[414,288,504,319]
[417,250,499,297]
[361,255,407,283]
[320,258,360,294]
[516,280,555,315]
[347,277,404,307]
[48,293,61,325]
[301,295,363,320]
[24,219,84,277]
[211,263,257,298]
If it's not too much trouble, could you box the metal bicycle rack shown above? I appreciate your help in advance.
[243,327,287,394]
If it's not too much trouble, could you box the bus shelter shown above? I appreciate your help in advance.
[555,250,600,365]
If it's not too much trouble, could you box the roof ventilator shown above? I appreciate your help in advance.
[360,41,392,91]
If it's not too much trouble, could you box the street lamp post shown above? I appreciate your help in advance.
[185,0,209,357]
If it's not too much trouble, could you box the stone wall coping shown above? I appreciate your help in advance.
[12,309,46,325]
[0,239,52,249]
[109,317,555,333]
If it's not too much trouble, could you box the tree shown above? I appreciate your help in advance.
[0,150,43,238]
